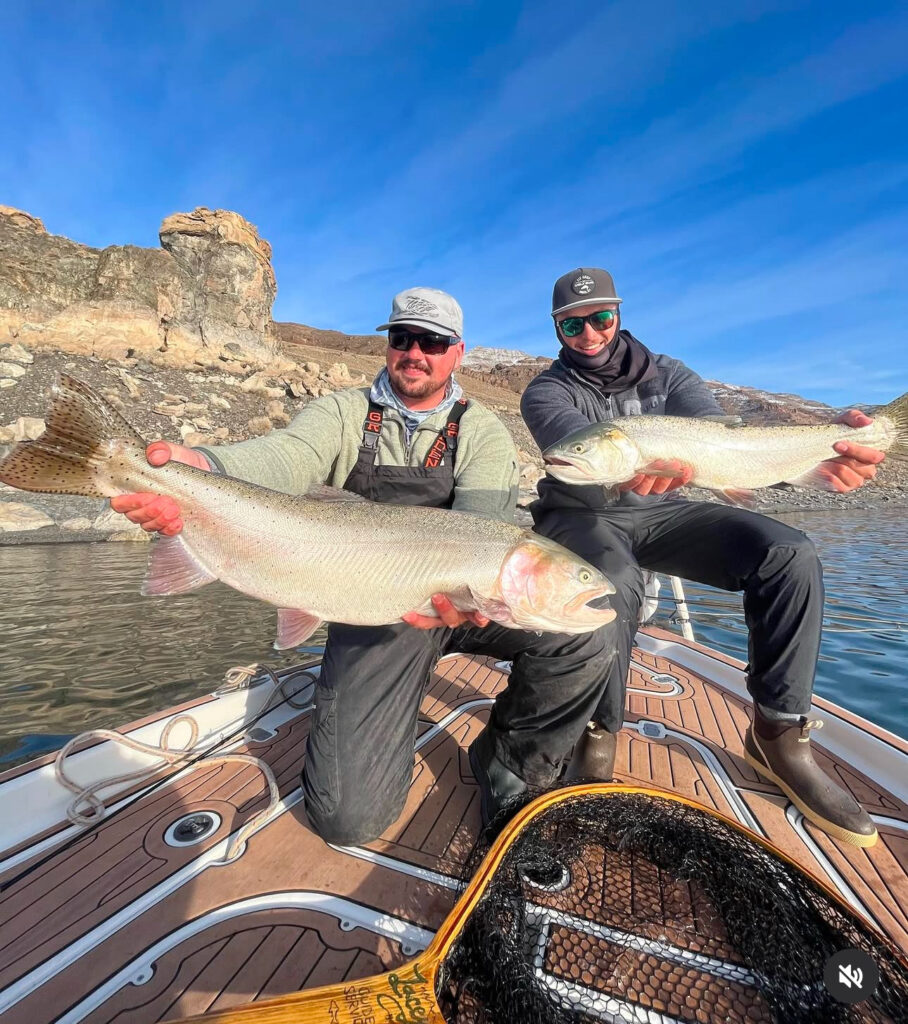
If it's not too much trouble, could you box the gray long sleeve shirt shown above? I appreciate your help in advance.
[521,351,724,509]
[197,384,520,522]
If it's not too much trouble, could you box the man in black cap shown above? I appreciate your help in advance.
[520,267,888,848]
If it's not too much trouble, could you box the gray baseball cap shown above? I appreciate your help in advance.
[551,268,622,317]
[376,287,463,338]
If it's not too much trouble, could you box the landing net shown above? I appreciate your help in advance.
[438,789,907,1023]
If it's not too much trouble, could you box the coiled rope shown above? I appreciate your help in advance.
[52,661,314,863]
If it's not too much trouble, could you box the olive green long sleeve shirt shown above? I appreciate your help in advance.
[196,385,519,522]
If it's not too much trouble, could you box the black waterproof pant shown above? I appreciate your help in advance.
[302,621,613,844]
[532,501,823,732]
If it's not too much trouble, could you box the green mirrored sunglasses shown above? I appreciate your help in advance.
[557,309,617,337]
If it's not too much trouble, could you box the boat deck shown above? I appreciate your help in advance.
[0,626,905,1023]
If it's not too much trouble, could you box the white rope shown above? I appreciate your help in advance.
[53,664,292,862]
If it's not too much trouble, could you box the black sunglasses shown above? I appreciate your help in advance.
[557,309,617,338]
[388,328,459,356]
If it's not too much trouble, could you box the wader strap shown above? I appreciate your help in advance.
[423,399,468,468]
[359,401,384,463]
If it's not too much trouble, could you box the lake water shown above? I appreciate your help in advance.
[0,508,905,769]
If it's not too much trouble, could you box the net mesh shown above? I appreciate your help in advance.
[437,789,908,1023]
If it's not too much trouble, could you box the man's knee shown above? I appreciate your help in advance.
[303,779,407,846]
[758,529,822,584]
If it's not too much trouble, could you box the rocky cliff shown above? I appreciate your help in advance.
[0,205,279,369]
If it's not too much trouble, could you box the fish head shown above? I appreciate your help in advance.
[497,534,616,633]
[543,424,637,485]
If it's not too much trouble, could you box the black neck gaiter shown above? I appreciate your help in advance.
[559,328,658,394]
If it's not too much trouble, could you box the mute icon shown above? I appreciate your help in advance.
[825,949,879,1005]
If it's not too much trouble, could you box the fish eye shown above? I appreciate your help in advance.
[571,443,584,454]
[579,569,592,583]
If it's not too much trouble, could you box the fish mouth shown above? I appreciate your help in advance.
[542,454,594,482]
[565,586,616,619]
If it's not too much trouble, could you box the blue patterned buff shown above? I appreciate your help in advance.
[370,367,464,443]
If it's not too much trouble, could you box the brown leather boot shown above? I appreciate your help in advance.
[564,722,618,782]
[744,708,877,847]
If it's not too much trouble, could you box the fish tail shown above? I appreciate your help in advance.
[0,374,145,496]
[879,391,908,460]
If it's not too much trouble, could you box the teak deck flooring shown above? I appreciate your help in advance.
[0,626,905,1023]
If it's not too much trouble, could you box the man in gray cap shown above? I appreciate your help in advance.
[521,267,887,848]
[110,285,613,843]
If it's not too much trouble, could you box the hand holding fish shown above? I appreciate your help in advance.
[617,458,693,496]
[109,441,205,535]
[402,593,491,630]
[819,410,885,492]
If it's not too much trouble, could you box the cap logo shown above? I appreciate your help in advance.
[402,296,439,315]
[572,274,595,296]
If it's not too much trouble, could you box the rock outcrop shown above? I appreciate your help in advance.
[0,205,278,369]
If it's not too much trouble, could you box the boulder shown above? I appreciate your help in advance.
[13,417,45,442]
[159,207,278,362]
[61,517,94,531]
[0,343,34,364]
[0,502,54,532]
[323,362,365,389]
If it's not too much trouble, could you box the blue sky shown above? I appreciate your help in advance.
[3,1,907,406]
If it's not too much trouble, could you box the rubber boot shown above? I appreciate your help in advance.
[468,727,527,826]
[744,707,878,848]
[564,721,618,782]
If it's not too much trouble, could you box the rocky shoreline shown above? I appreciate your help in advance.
[1,203,905,543]
[1,346,905,544]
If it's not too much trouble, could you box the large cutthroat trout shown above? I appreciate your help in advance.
[0,376,616,645]
[543,392,908,504]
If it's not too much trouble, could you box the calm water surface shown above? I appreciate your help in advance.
[0,508,905,768]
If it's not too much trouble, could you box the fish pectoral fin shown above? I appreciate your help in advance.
[303,485,368,503]
[141,536,218,596]
[275,609,323,650]
[785,466,842,492]
[466,589,514,626]
[710,487,758,509]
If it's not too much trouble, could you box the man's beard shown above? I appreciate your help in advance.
[390,362,439,398]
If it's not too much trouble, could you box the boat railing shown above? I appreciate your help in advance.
[641,572,695,642]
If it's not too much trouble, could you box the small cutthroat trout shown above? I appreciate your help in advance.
[0,376,616,646]
[543,392,908,504]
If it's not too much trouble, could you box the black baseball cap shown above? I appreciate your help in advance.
[552,268,622,317]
